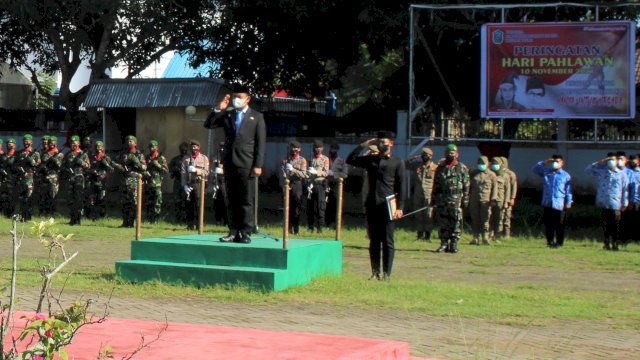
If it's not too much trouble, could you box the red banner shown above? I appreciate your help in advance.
[480,22,635,119]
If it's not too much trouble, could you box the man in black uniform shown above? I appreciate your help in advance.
[204,84,266,244]
[347,131,405,281]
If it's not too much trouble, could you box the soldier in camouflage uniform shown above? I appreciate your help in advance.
[405,147,438,241]
[62,135,90,225]
[35,135,50,214]
[502,157,518,239]
[169,142,189,223]
[306,139,330,233]
[112,135,147,228]
[1,139,17,217]
[433,144,469,254]
[469,156,497,245]
[489,157,511,243]
[40,136,65,216]
[86,141,113,220]
[81,136,93,155]
[15,134,42,221]
[279,140,308,235]
[144,140,168,224]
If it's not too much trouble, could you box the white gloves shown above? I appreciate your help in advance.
[215,167,224,175]
[285,163,294,172]
[308,167,318,175]
[328,170,334,177]
[188,165,196,173]
[183,185,192,194]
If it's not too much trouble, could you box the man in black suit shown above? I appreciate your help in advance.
[204,84,266,244]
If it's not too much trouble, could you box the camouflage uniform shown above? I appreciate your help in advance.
[1,140,17,217]
[15,138,41,221]
[86,145,113,220]
[405,147,438,241]
[279,143,308,235]
[145,146,168,223]
[40,141,65,216]
[433,145,469,253]
[468,156,497,245]
[169,145,190,223]
[502,157,518,239]
[35,135,50,215]
[307,146,330,233]
[62,147,90,225]
[112,141,147,228]
[490,158,512,242]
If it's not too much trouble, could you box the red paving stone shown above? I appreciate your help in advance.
[4,311,435,360]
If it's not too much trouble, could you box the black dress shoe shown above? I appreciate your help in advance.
[220,233,237,242]
[234,233,251,244]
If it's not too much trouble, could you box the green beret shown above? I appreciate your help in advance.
[446,144,458,152]
[7,138,16,144]
[42,135,50,140]
[49,136,58,142]
[71,135,80,142]
[149,140,159,146]
[126,135,137,142]
[23,134,33,140]
[95,140,104,147]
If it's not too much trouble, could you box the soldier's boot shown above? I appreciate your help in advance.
[481,232,490,245]
[603,241,611,250]
[612,240,619,251]
[424,231,432,242]
[449,240,459,254]
[469,237,479,245]
[436,240,448,253]
[417,231,424,240]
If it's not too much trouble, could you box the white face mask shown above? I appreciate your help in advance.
[490,164,500,172]
[617,159,625,168]
[607,160,617,169]
[232,97,246,109]
[552,161,560,170]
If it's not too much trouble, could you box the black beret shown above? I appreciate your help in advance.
[289,140,301,148]
[551,154,563,160]
[376,130,394,139]
[616,151,627,157]
[231,83,250,94]
[607,152,615,157]
[312,139,324,148]
[190,139,201,146]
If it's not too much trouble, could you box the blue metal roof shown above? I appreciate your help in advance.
[163,52,219,78]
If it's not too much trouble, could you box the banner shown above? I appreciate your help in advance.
[480,21,635,119]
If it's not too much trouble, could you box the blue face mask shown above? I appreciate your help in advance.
[490,164,500,172]
[477,164,487,172]
[607,159,616,169]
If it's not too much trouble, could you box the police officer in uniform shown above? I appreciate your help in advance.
[279,140,308,235]
[169,142,190,223]
[469,156,497,245]
[307,139,330,233]
[180,139,209,231]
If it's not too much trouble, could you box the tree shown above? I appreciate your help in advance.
[0,0,217,135]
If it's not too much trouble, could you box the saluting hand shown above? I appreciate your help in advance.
[218,94,231,111]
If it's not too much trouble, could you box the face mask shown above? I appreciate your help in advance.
[490,164,500,171]
[552,161,560,170]
[477,164,487,172]
[421,155,431,163]
[617,159,625,168]
[329,151,337,157]
[607,159,616,169]
[314,148,322,155]
[378,144,389,154]
[232,97,246,109]
[290,148,298,155]
[631,162,638,169]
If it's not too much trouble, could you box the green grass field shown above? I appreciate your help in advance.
[1,204,639,330]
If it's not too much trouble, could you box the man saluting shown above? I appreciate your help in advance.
[205,84,266,244]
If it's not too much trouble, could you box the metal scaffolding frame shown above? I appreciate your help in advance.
[408,2,640,148]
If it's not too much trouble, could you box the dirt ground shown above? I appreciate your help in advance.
[7,235,640,360]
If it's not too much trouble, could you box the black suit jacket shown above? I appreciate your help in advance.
[204,107,266,170]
